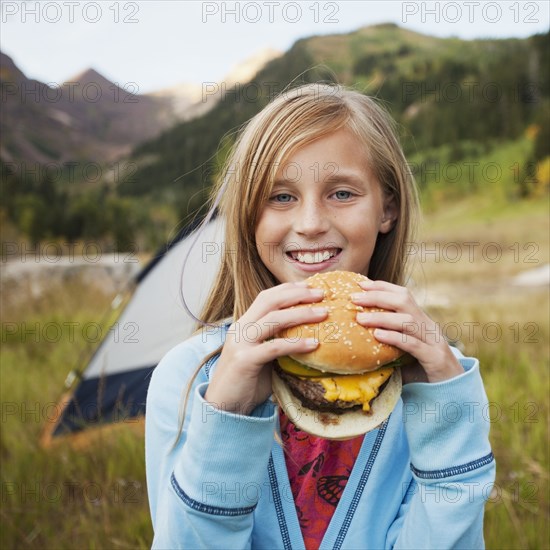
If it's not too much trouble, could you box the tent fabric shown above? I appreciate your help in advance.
[46,218,224,441]
[52,365,155,436]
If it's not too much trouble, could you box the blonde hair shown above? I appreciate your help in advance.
[201,83,419,324]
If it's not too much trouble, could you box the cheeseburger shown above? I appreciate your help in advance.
[272,270,412,440]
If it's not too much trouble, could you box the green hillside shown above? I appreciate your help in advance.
[124,24,549,208]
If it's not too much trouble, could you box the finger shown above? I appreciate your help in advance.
[373,325,448,364]
[255,335,320,366]
[350,289,416,313]
[356,311,421,336]
[237,306,329,343]
[244,284,325,322]
[358,279,406,293]
[358,310,445,347]
[374,327,464,382]
[370,327,427,358]
[227,332,321,371]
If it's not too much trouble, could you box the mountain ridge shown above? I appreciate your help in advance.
[123,24,548,205]
[0,47,281,167]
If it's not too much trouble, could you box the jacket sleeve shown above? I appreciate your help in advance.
[145,341,277,550]
[386,350,496,549]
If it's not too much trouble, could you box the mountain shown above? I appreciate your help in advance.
[124,24,549,205]
[0,48,282,169]
[150,82,203,119]
[224,47,282,84]
[0,52,177,165]
[149,48,282,122]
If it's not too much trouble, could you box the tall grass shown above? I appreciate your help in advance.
[415,196,549,549]
[1,195,548,549]
[1,278,152,549]
[440,294,549,549]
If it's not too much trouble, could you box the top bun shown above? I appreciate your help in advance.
[279,271,403,374]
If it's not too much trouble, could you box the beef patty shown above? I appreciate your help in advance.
[274,364,376,415]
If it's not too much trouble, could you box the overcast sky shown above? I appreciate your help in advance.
[1,1,549,93]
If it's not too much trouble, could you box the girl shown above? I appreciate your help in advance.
[145,83,495,549]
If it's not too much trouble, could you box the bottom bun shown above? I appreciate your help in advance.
[272,368,402,440]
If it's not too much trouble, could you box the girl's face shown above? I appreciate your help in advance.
[255,128,397,283]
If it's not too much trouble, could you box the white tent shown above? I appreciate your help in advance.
[42,218,224,445]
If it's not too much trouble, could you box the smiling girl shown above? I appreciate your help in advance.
[145,83,495,549]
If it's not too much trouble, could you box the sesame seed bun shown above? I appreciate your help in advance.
[279,271,404,374]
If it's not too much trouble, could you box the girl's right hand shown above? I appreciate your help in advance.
[204,282,328,416]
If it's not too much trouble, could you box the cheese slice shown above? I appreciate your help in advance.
[277,356,326,377]
[318,368,393,412]
[278,356,393,413]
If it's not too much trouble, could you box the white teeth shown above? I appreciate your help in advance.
[293,249,337,264]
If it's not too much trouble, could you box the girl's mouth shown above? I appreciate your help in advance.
[286,248,342,265]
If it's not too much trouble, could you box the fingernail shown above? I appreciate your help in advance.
[350,292,364,301]
[310,289,324,297]
[305,338,319,347]
[374,328,387,338]
[311,307,328,315]
[294,281,309,287]
[359,280,373,288]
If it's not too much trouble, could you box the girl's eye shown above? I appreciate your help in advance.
[272,193,293,203]
[333,190,353,200]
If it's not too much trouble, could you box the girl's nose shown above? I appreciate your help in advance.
[293,201,330,237]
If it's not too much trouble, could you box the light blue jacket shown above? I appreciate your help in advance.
[145,325,495,549]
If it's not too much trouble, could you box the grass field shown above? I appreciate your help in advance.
[1,195,548,549]
[413,197,549,549]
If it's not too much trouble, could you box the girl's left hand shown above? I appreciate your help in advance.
[351,280,464,384]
